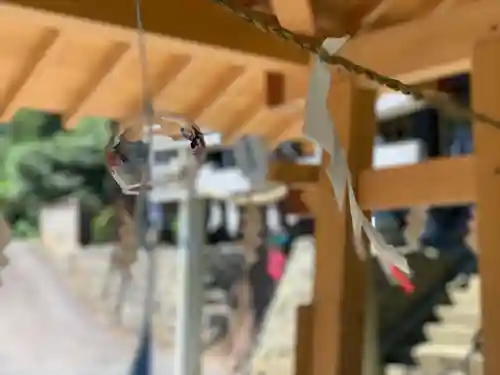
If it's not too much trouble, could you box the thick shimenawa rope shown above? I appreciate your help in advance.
[211,0,500,130]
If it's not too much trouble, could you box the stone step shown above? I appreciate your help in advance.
[424,323,477,346]
[449,279,481,305]
[436,305,480,327]
[452,289,481,305]
[385,364,420,375]
[469,353,484,375]
[252,356,294,375]
[436,300,480,316]
[452,275,481,291]
[414,344,482,375]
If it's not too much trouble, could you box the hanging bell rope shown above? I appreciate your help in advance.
[107,1,211,372]
[0,215,11,287]
[101,195,137,320]
[211,0,500,131]
[124,0,161,373]
[241,203,263,265]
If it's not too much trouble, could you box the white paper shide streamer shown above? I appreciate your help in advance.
[303,37,411,279]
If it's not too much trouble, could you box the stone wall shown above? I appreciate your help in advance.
[44,239,317,372]
[53,245,245,350]
[39,198,79,257]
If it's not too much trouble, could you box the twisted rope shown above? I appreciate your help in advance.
[126,0,161,373]
[0,215,10,287]
[211,0,500,130]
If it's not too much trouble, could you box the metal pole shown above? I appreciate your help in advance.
[175,154,205,375]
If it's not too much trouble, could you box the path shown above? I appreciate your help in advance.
[0,241,226,375]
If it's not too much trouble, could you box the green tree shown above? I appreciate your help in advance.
[10,109,61,144]
[0,111,114,239]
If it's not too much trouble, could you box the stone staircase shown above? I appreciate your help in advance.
[247,207,477,374]
[386,275,482,375]
[249,237,315,375]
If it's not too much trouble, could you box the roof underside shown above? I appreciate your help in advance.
[236,0,475,36]
[0,0,494,145]
[0,1,311,145]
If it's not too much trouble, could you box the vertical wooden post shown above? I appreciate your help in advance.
[472,33,500,375]
[309,76,376,375]
[295,305,314,375]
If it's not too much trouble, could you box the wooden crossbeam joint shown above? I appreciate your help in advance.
[267,162,319,185]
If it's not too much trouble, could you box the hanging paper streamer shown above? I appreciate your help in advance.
[390,265,415,294]
[302,37,411,280]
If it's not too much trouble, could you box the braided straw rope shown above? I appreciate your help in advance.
[212,0,500,130]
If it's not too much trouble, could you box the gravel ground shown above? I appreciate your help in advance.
[0,241,227,375]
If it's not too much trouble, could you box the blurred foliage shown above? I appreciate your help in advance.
[0,110,115,240]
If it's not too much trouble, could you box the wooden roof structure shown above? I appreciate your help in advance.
[2,0,499,147]
[0,0,309,145]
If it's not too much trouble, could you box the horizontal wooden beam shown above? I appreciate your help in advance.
[268,162,320,185]
[270,157,475,210]
[358,155,475,210]
[2,0,309,72]
[339,0,500,83]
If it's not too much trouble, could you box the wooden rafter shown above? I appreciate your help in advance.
[66,49,193,126]
[154,59,244,121]
[271,119,302,145]
[359,0,396,30]
[269,0,316,35]
[2,0,308,70]
[196,69,263,132]
[63,44,131,123]
[178,65,245,120]
[360,0,451,29]
[340,0,500,83]
[1,32,128,121]
[0,27,60,119]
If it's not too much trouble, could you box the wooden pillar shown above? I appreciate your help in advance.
[472,33,500,375]
[362,263,383,375]
[308,76,376,375]
[295,305,314,375]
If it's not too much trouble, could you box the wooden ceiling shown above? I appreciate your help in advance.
[233,0,476,37]
[235,0,500,85]
[0,0,310,144]
[0,0,497,145]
